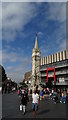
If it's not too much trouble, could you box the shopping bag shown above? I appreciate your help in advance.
[20,104,22,111]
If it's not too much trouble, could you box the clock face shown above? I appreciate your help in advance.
[37,52,39,55]
[32,52,35,56]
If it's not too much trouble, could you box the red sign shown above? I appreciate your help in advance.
[47,67,56,84]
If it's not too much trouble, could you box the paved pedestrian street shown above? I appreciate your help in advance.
[2,91,66,119]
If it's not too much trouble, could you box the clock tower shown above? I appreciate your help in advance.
[31,34,41,90]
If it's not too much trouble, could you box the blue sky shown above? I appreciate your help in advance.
[1,2,66,83]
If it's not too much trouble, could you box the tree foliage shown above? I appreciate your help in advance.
[19,82,28,88]
[0,65,7,83]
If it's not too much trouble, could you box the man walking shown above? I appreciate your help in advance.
[32,89,39,117]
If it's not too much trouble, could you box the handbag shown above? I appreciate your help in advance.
[20,104,22,111]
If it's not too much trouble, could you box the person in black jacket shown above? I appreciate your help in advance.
[21,91,27,115]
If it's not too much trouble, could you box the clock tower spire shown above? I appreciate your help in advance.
[35,34,38,49]
[31,34,41,91]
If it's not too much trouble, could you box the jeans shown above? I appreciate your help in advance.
[32,103,38,111]
[61,96,66,102]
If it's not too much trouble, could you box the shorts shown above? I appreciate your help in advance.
[32,103,38,111]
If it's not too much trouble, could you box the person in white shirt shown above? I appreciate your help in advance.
[32,89,39,117]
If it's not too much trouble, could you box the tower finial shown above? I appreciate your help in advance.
[35,34,38,49]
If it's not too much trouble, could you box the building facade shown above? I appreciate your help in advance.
[24,71,32,84]
[40,50,68,88]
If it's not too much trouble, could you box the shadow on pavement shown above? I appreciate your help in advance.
[27,109,33,113]
[38,109,50,115]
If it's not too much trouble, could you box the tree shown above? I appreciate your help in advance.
[19,82,28,88]
[0,65,7,83]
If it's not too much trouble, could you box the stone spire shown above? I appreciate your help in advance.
[35,34,38,49]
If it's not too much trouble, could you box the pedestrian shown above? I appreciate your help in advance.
[54,91,58,103]
[60,91,66,103]
[20,96,23,111]
[40,90,43,100]
[18,89,20,96]
[7,83,10,93]
[52,88,54,96]
[36,90,39,109]
[25,89,29,103]
[32,89,39,117]
[21,91,27,115]
[52,90,57,103]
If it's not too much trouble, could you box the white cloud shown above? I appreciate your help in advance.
[2,2,66,43]
[3,49,32,82]
[47,2,66,23]
[40,45,49,57]
[3,50,18,63]
[7,66,13,70]
[38,32,43,36]
[6,60,32,83]
[2,3,38,42]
